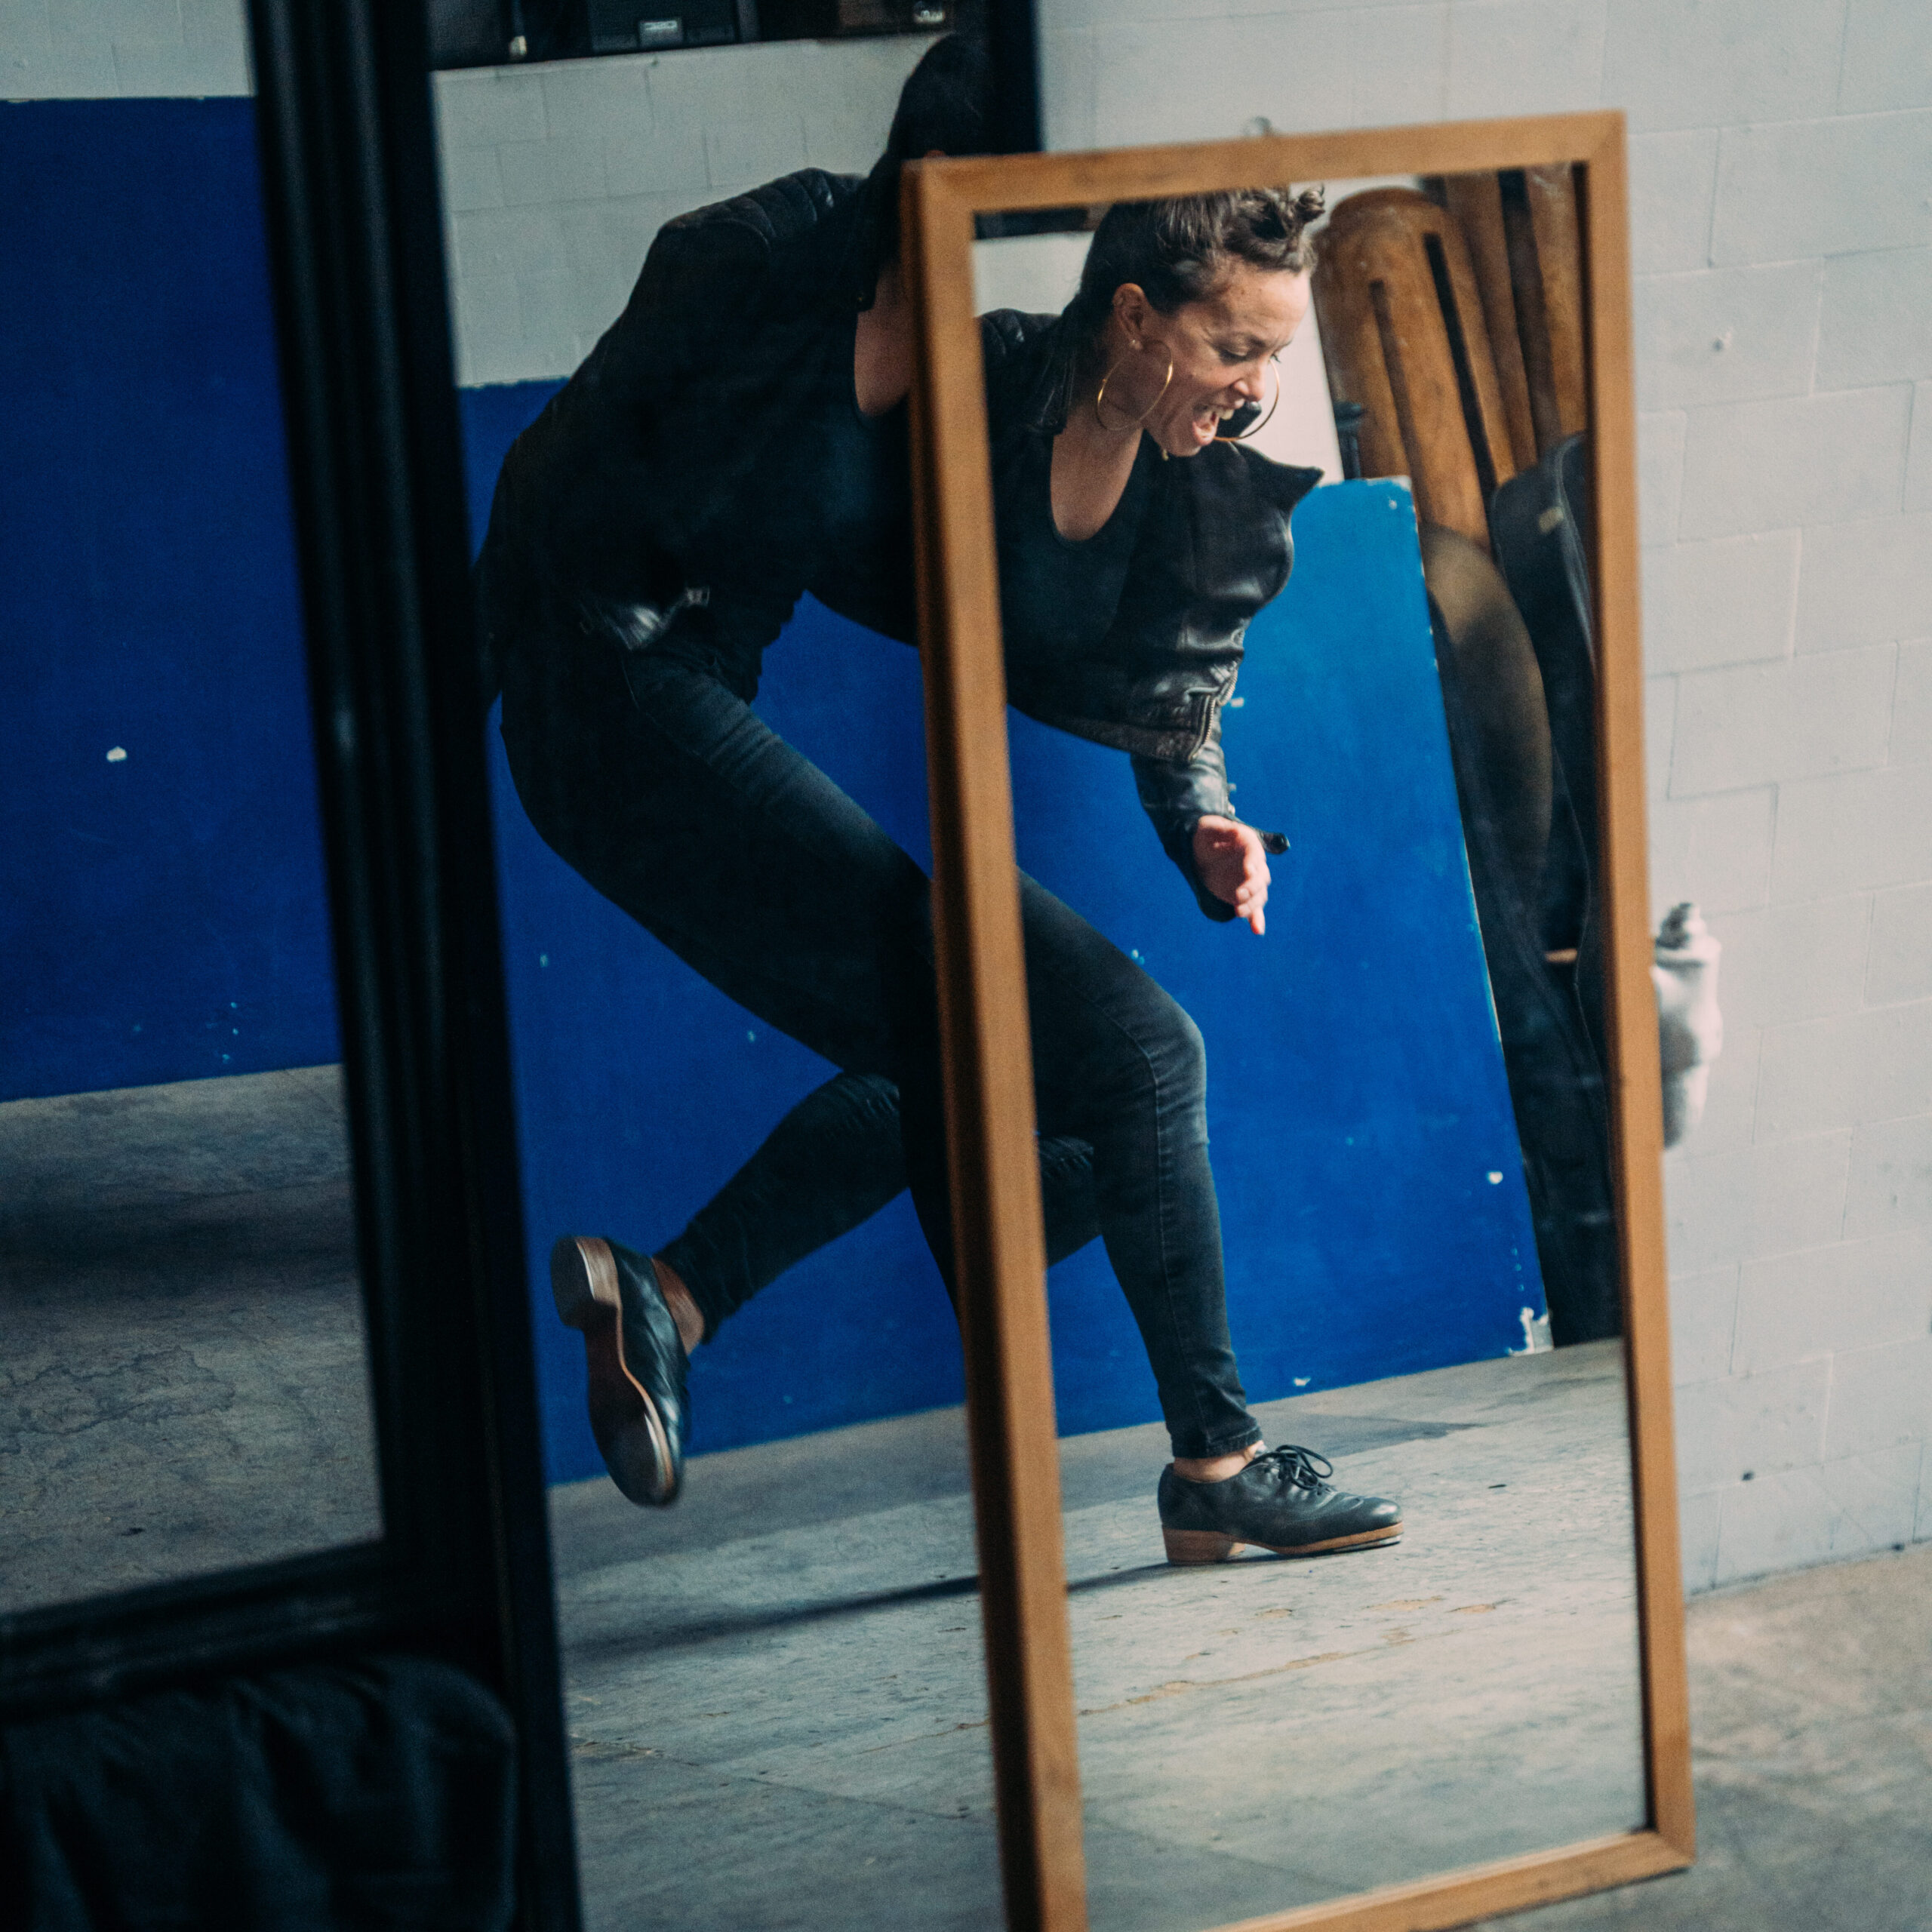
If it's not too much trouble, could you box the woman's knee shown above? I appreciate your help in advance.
[1061,983,1206,1122]
[1141,993,1208,1107]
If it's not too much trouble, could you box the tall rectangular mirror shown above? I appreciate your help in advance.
[427,22,1021,1927]
[903,115,1692,1930]
[2,91,382,1619]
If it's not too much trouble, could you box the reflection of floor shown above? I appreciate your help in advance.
[0,1067,382,1615]
[551,1341,1644,1932]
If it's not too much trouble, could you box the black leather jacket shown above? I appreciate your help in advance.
[981,309,1322,918]
[478,169,913,695]
[478,174,1321,919]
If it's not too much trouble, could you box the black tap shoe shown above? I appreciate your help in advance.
[551,1235,689,1506]
[1157,1444,1401,1563]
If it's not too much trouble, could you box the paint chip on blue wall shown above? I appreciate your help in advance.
[106,746,127,761]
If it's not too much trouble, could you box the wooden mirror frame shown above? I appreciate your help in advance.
[902,112,1692,1932]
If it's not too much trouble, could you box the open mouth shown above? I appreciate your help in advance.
[1190,401,1238,446]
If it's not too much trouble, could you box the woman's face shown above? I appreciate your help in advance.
[1109,260,1312,457]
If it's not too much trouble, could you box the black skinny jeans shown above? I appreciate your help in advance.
[657,1069,1104,1325]
[499,624,1260,1460]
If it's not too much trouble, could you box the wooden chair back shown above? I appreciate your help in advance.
[1310,186,1517,550]
[1439,164,1589,466]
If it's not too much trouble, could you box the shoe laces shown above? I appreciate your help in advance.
[1252,1444,1333,1493]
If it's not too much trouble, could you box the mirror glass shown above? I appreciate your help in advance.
[430,26,1008,1927]
[972,165,1644,1924]
[1,95,382,1615]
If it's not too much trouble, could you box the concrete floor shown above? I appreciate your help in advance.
[0,1067,382,1615]
[1472,1541,1932,1932]
[552,1342,1647,1932]
[12,1068,1923,1927]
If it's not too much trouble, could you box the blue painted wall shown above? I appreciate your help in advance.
[1,100,337,1100]
[1006,485,1546,1417]
[7,97,1543,1489]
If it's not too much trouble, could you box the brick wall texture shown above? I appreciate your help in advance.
[9,0,1930,1592]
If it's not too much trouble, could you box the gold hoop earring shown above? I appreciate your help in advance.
[1094,338,1174,433]
[1214,358,1282,443]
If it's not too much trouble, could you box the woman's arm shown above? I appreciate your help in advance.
[1131,730,1282,934]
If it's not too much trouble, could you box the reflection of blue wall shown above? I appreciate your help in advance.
[1008,483,1546,1414]
[5,92,1542,1488]
[0,101,337,1100]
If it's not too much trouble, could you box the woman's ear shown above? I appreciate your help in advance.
[1112,282,1152,345]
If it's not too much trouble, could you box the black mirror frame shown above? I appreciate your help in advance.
[0,3,577,1926]
[0,2,1047,1921]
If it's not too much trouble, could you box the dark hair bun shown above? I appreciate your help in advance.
[859,30,992,285]
[1066,186,1326,354]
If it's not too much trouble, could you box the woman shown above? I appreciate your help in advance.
[485,75,1400,1558]
[478,32,985,1473]
[957,189,1404,1561]
[480,30,1087,1481]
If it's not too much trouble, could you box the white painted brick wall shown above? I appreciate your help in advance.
[432,35,937,384]
[1037,0,1932,1593]
[3,0,250,97]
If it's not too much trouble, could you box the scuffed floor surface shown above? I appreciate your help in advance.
[0,1068,381,1614]
[1474,1541,1932,1932]
[552,1343,1646,1932]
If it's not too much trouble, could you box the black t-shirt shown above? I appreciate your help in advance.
[989,403,1160,668]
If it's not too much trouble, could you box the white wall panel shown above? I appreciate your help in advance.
[1633,261,1823,412]
[1711,109,1932,265]
[1677,386,1911,542]
[1838,0,1932,115]
[1600,0,1845,134]
[1640,530,1798,673]
[4,0,247,96]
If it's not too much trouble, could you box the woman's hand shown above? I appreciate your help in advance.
[1192,815,1270,934]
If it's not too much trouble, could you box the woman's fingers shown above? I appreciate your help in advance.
[1192,816,1272,934]
[1230,845,1269,937]
[1239,838,1269,921]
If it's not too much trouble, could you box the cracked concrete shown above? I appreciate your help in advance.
[0,1067,382,1614]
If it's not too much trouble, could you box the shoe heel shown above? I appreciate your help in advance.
[1163,1527,1240,1565]
[551,1235,620,1330]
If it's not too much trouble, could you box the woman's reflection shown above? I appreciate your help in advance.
[478,38,1401,1561]
[974,192,1398,1562]
[478,32,986,1504]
